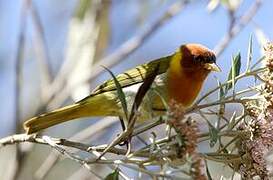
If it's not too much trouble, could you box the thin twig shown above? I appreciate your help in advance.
[7,1,29,180]
[0,134,127,179]
[34,117,118,180]
[214,0,263,56]
[194,66,266,105]
[29,0,53,99]
[42,136,104,180]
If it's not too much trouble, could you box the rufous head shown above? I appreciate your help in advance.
[180,43,221,73]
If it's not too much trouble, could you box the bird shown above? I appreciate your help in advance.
[23,43,220,134]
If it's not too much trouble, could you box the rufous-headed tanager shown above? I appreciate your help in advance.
[23,43,220,134]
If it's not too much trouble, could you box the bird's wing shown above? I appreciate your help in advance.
[78,55,171,103]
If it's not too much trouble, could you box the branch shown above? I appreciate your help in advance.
[29,0,53,98]
[34,117,118,180]
[8,1,29,180]
[214,0,263,56]
[0,134,105,179]
[0,134,155,178]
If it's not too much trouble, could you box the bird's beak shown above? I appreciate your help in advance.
[204,63,221,72]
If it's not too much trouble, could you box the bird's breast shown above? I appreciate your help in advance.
[167,69,207,107]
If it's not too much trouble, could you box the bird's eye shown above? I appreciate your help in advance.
[193,55,203,63]
[209,55,216,63]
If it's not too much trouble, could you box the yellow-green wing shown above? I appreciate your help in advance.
[92,55,171,95]
[88,55,172,99]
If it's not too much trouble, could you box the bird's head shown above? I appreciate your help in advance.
[167,43,220,106]
[178,43,221,76]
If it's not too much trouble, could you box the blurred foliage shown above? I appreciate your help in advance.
[94,0,110,62]
[74,0,92,20]
[207,0,242,12]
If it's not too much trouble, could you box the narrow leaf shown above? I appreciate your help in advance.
[103,66,128,119]
[217,79,225,113]
[129,65,159,123]
[232,53,241,96]
[75,0,92,20]
[231,56,235,96]
[246,35,253,72]
[216,79,225,130]
[205,161,213,180]
[251,56,265,70]
[220,141,229,154]
[228,111,237,130]
[219,81,225,100]
[176,133,185,147]
[105,169,119,180]
[152,88,168,110]
[209,126,219,147]
[225,53,241,92]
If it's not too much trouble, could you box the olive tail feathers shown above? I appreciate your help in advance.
[23,103,92,134]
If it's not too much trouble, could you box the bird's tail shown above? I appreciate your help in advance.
[23,95,118,134]
[24,103,89,134]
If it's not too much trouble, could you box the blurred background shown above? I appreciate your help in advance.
[0,0,271,179]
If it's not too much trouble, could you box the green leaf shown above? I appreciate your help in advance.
[103,66,128,120]
[217,79,225,113]
[246,35,253,72]
[205,161,213,180]
[228,111,237,130]
[215,77,225,100]
[105,169,119,180]
[216,79,225,127]
[219,81,225,100]
[225,53,241,93]
[251,56,265,70]
[152,88,169,111]
[209,126,219,147]
[176,132,185,147]
[75,0,92,20]
[219,140,229,154]
[129,65,159,123]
